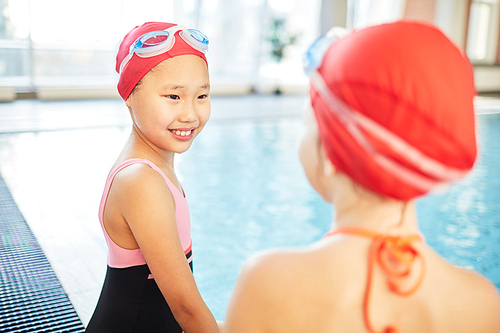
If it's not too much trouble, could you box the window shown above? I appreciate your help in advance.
[0,0,31,87]
[466,0,499,64]
[0,0,322,94]
[348,0,405,29]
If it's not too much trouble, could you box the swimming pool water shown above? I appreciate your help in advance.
[418,113,500,288]
[178,112,500,321]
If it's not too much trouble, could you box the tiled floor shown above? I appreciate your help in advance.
[0,93,498,326]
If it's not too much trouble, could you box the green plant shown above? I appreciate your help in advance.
[266,17,298,62]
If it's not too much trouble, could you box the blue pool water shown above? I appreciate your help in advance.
[178,110,500,321]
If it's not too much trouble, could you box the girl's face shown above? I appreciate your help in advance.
[126,54,210,154]
[298,102,332,202]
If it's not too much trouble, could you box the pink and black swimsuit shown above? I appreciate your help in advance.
[86,159,192,333]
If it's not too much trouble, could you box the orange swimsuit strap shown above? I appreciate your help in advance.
[324,226,425,333]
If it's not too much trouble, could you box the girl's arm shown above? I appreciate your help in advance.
[115,165,219,333]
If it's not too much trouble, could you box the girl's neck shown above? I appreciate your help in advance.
[325,172,420,235]
[331,195,420,236]
[122,129,175,170]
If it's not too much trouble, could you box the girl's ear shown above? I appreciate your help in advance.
[320,146,336,177]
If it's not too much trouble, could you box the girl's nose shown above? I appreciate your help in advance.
[179,100,197,123]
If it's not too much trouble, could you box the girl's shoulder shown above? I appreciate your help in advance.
[418,246,500,331]
[113,161,165,189]
[109,160,176,209]
[236,239,361,305]
[240,236,365,285]
[226,241,366,332]
[446,263,500,329]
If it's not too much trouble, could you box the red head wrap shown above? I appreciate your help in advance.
[116,22,208,100]
[309,21,477,200]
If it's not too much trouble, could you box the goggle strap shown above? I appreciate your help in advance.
[119,53,133,74]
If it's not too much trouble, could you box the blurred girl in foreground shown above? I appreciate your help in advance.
[224,21,500,333]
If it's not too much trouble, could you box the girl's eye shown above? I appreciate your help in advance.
[198,94,208,99]
[166,94,180,100]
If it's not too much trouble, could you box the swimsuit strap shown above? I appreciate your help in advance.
[324,226,425,333]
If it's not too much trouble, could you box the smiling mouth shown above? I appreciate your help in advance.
[169,129,193,137]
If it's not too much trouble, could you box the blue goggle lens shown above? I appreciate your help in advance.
[188,29,209,45]
[303,27,349,76]
[303,35,337,76]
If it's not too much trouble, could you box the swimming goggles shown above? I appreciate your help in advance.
[303,26,348,76]
[119,25,209,74]
[304,28,469,193]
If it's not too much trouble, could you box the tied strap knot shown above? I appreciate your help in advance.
[324,226,425,333]
[371,234,424,296]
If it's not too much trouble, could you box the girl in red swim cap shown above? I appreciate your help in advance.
[224,21,500,333]
[86,22,221,333]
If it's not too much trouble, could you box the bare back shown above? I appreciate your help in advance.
[225,236,500,333]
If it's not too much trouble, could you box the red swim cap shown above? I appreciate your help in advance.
[116,22,208,100]
[309,21,477,200]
